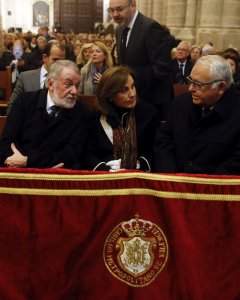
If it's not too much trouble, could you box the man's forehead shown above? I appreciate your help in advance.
[109,0,129,7]
[191,63,210,80]
[60,70,80,81]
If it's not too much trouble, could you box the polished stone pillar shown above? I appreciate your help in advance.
[136,0,153,16]
[220,0,240,49]
[166,0,186,37]
[222,0,240,28]
[197,0,224,49]
[176,0,197,44]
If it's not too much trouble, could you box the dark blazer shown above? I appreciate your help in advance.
[172,58,193,84]
[7,68,41,114]
[84,101,160,171]
[154,86,240,174]
[0,89,91,168]
[116,13,174,117]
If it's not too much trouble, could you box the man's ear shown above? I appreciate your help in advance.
[42,54,48,62]
[218,81,228,97]
[47,78,54,91]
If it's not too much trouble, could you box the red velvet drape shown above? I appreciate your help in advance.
[0,168,239,299]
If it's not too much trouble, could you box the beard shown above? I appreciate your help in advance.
[52,88,77,109]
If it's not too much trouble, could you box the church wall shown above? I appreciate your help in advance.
[0,0,240,50]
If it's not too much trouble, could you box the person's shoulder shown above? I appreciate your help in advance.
[137,12,155,25]
[12,89,46,112]
[73,100,95,118]
[224,85,240,103]
[20,68,40,78]
[20,89,46,102]
[135,100,159,117]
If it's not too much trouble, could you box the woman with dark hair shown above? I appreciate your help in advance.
[83,65,160,171]
[223,51,240,91]
[110,42,118,66]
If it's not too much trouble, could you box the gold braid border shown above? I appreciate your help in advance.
[0,171,240,185]
[0,172,240,201]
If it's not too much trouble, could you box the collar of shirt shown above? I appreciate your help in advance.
[125,10,138,46]
[40,65,48,88]
[46,91,56,114]
[178,60,187,68]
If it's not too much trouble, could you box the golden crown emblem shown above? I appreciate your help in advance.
[121,214,153,237]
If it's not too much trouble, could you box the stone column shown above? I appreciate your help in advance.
[137,0,153,17]
[221,0,240,49]
[176,0,197,45]
[166,0,186,37]
[197,0,224,49]
[152,1,161,23]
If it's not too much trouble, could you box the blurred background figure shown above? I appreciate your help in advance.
[222,51,240,91]
[172,41,193,84]
[201,43,215,56]
[68,41,82,63]
[171,47,177,60]
[110,42,118,66]
[190,45,202,65]
[79,41,113,95]
[28,36,47,69]
[76,43,93,70]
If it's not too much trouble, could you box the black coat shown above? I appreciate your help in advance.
[84,101,160,171]
[116,13,174,116]
[172,58,193,84]
[0,89,91,168]
[154,86,240,174]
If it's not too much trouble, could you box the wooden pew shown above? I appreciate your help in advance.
[173,84,190,97]
[0,67,12,115]
[0,115,7,137]
[78,94,98,111]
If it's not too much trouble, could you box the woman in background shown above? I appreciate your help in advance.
[222,51,240,91]
[83,66,160,171]
[79,41,113,95]
[190,45,202,65]
[76,43,92,70]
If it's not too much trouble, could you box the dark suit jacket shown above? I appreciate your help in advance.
[84,101,160,171]
[0,89,91,168]
[154,86,240,174]
[7,68,41,114]
[172,59,193,84]
[116,13,174,116]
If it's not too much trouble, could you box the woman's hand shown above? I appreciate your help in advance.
[93,73,102,85]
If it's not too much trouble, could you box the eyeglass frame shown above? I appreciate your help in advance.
[186,76,223,90]
[107,5,130,15]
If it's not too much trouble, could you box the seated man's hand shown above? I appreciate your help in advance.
[51,163,64,168]
[4,143,28,168]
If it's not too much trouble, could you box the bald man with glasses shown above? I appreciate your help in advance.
[107,0,175,121]
[154,55,240,175]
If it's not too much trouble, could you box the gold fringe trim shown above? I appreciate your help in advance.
[0,171,240,185]
[0,187,240,201]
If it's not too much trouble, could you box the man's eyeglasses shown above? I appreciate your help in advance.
[107,5,130,15]
[186,76,223,90]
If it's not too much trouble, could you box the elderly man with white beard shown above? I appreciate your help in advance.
[0,60,91,169]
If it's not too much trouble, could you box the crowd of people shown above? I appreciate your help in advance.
[0,0,240,174]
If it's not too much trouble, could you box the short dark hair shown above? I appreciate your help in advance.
[43,41,66,57]
[97,65,136,116]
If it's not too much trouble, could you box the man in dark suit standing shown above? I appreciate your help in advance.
[154,55,240,175]
[107,0,174,120]
[172,41,193,84]
[7,42,66,114]
[0,60,90,169]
